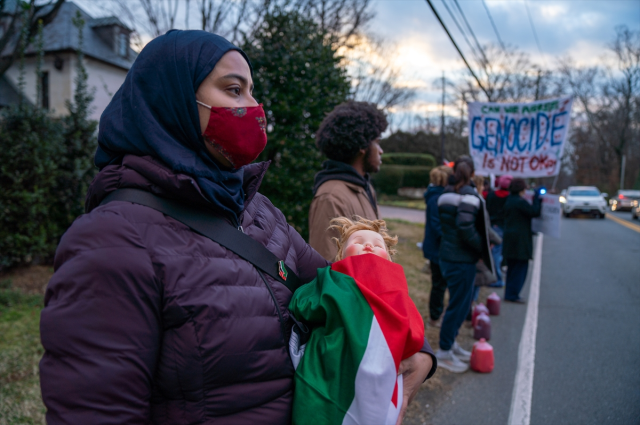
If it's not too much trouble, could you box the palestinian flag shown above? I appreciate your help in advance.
[289,254,425,425]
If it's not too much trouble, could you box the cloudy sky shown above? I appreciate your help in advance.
[77,0,640,127]
[367,0,640,126]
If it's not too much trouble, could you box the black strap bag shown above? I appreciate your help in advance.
[100,188,301,292]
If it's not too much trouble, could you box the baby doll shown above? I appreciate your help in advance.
[289,216,425,425]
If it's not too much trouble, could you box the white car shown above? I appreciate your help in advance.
[560,186,607,219]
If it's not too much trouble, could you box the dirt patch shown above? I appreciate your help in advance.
[0,265,53,295]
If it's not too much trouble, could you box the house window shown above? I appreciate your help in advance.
[41,71,49,109]
[118,33,128,57]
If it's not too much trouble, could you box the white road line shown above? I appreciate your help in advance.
[508,234,544,425]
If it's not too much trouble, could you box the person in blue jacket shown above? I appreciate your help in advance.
[422,165,453,327]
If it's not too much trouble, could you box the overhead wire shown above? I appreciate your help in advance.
[523,0,546,66]
[452,0,489,67]
[423,0,490,100]
[481,0,506,52]
[439,0,484,67]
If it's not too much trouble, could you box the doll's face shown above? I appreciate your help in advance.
[343,230,389,260]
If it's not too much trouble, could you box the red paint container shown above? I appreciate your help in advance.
[472,303,490,326]
[474,312,491,341]
[487,292,501,316]
[470,338,494,373]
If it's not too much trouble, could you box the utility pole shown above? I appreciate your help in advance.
[620,154,626,190]
[440,72,446,165]
[534,69,541,101]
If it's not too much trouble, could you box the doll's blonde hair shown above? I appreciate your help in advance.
[329,216,398,262]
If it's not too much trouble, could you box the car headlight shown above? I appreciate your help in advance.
[559,196,566,203]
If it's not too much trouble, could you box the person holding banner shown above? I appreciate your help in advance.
[503,178,542,303]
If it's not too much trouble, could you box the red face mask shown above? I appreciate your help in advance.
[197,101,268,168]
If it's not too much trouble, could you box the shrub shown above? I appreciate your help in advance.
[372,165,432,195]
[0,12,96,269]
[382,153,436,167]
[53,12,98,227]
[401,165,432,188]
[0,104,65,268]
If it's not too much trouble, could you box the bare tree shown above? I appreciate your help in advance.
[458,43,553,103]
[559,26,640,191]
[109,0,373,49]
[0,0,65,76]
[346,35,415,110]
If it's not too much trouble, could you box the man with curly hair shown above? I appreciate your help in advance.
[309,101,388,261]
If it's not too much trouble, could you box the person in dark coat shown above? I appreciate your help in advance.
[422,166,453,327]
[502,178,542,303]
[38,31,436,424]
[435,157,494,373]
[485,174,512,287]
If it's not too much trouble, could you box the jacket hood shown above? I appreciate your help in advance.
[85,155,269,215]
[313,159,376,212]
[424,185,445,202]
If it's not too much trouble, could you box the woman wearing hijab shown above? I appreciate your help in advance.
[502,178,542,303]
[39,30,434,424]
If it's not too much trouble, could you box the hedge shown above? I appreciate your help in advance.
[381,153,436,167]
[372,165,432,195]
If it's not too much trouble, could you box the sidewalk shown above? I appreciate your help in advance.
[379,205,425,224]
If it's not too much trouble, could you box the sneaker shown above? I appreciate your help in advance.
[452,342,471,362]
[505,297,526,304]
[428,317,442,328]
[435,349,469,373]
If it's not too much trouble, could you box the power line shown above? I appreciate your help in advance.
[439,0,484,68]
[424,0,490,100]
[481,0,506,52]
[452,0,489,66]
[524,0,545,63]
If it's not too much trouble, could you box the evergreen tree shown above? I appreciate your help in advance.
[0,13,64,267]
[53,11,98,226]
[243,10,350,238]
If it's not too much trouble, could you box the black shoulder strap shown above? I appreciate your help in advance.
[99,188,301,292]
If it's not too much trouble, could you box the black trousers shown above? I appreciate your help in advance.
[505,259,529,301]
[429,261,448,320]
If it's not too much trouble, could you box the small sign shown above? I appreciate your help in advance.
[278,260,288,281]
[523,192,562,238]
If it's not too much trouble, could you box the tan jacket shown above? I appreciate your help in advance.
[308,179,379,261]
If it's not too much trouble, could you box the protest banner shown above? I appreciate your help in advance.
[468,97,573,177]
[524,192,562,238]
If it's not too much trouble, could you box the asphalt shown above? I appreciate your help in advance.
[405,210,640,425]
[379,205,425,224]
[531,212,640,424]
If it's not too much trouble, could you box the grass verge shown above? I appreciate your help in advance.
[0,268,51,425]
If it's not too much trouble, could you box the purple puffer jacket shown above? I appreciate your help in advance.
[40,155,329,424]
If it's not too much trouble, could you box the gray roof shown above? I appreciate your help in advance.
[91,16,131,31]
[2,1,137,71]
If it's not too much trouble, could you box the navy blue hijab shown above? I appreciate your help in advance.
[96,30,253,220]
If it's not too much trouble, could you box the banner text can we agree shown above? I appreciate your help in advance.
[468,97,573,177]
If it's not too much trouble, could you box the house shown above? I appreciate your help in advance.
[0,1,137,120]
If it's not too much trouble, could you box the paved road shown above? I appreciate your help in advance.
[411,211,640,425]
[607,209,639,225]
[379,205,425,224]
